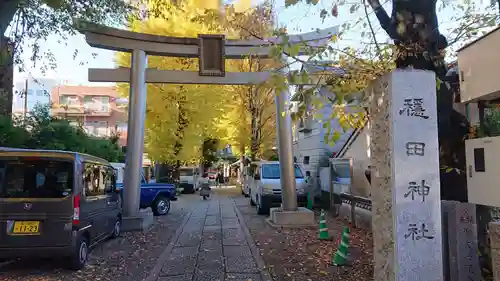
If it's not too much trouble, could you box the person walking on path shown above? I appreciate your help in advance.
[216,171,224,188]
[199,173,211,200]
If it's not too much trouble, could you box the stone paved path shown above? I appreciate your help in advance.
[149,193,267,281]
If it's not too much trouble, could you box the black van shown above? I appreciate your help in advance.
[0,148,122,270]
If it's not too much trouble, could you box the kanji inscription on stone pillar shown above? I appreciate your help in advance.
[198,34,225,77]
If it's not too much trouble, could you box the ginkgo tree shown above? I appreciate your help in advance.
[215,3,278,161]
[116,0,271,171]
[116,0,239,167]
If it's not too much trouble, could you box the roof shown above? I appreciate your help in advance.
[457,25,500,53]
[0,147,110,164]
[300,62,346,76]
[335,109,369,158]
[291,62,346,101]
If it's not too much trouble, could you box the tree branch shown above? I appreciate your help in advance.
[363,0,382,59]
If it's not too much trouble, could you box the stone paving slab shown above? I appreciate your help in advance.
[160,246,198,276]
[223,228,247,246]
[197,250,225,271]
[202,228,222,241]
[153,194,267,281]
[222,218,239,227]
[193,270,225,281]
[205,215,221,226]
[158,274,194,281]
[176,230,203,247]
[224,245,259,273]
[221,211,237,218]
[226,273,262,281]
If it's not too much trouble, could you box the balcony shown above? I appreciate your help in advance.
[458,26,500,103]
[52,104,85,116]
[52,103,111,117]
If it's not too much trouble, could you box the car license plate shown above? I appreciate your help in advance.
[12,221,40,235]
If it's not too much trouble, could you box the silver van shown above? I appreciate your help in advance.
[0,148,122,270]
[248,161,308,214]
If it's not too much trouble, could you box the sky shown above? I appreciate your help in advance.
[12,0,492,85]
[13,0,381,84]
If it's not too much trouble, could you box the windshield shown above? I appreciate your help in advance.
[180,169,194,177]
[0,157,74,198]
[261,164,303,179]
[333,163,351,178]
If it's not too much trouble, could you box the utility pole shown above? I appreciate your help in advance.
[23,79,28,117]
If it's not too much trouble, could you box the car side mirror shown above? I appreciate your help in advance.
[115,188,121,194]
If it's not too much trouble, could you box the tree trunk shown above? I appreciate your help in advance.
[0,36,14,118]
[250,106,262,161]
[249,87,262,161]
[367,0,469,202]
[1,1,22,118]
[173,92,188,181]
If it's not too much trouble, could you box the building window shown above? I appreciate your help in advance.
[59,95,79,106]
[84,96,110,112]
[85,121,109,137]
[303,156,310,165]
[36,90,46,97]
[116,122,128,133]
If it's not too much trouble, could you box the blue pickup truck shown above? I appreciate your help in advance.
[115,169,177,216]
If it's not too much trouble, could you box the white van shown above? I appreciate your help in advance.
[111,163,126,184]
[248,161,308,215]
[179,166,198,194]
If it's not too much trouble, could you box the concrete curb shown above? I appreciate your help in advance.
[233,202,273,281]
[265,218,317,229]
[144,210,193,281]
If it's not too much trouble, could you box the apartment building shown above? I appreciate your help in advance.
[12,77,61,115]
[51,85,128,146]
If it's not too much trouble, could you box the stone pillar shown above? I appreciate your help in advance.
[441,201,452,281]
[489,221,500,281]
[370,69,443,281]
[444,201,481,281]
[123,49,147,217]
[274,86,297,211]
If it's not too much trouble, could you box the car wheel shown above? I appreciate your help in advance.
[250,192,256,206]
[153,196,171,216]
[257,198,268,215]
[111,217,121,239]
[241,189,245,195]
[68,235,89,270]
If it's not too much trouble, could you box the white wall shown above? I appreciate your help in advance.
[292,86,355,194]
[341,122,372,198]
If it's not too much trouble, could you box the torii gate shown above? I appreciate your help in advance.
[78,22,342,230]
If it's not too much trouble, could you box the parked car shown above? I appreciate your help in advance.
[248,161,308,215]
[179,166,198,194]
[115,172,177,216]
[0,148,122,270]
[208,172,217,181]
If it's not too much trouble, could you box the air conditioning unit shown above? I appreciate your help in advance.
[465,136,500,207]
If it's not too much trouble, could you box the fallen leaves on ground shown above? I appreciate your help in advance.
[0,212,186,281]
[238,204,373,281]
